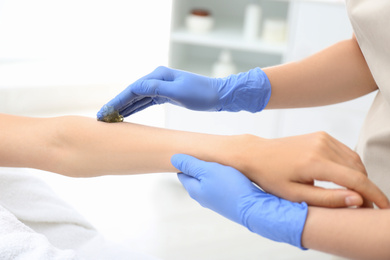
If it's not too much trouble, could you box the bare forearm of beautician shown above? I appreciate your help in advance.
[0,114,240,177]
[264,36,378,109]
[302,207,390,259]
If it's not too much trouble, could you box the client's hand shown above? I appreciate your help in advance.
[235,132,389,209]
[172,154,308,249]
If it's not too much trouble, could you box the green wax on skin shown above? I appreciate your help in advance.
[99,111,124,123]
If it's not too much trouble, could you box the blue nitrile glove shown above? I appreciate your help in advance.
[96,66,271,120]
[171,154,308,249]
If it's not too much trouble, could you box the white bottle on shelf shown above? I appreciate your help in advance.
[243,0,262,41]
[212,50,237,78]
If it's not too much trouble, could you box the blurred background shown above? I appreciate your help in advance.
[0,0,375,259]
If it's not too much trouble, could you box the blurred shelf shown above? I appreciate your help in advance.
[171,28,288,55]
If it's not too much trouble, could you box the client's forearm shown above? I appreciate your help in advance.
[55,116,239,177]
[0,114,240,177]
[302,207,390,259]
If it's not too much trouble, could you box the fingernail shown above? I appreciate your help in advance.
[345,196,361,206]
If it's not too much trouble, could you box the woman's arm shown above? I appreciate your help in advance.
[0,113,236,177]
[264,35,378,109]
[302,207,390,260]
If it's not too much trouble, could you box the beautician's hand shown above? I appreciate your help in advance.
[236,132,390,209]
[96,66,271,120]
[172,154,308,249]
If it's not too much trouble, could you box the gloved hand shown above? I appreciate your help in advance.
[171,154,308,249]
[97,66,271,120]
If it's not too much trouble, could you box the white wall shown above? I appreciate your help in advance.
[0,0,171,117]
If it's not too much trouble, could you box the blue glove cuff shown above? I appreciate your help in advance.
[246,200,308,250]
[218,67,272,113]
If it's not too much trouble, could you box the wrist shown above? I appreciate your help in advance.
[218,68,272,112]
[227,134,269,181]
[214,134,263,171]
[187,134,258,171]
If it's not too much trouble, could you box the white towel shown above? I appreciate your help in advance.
[0,204,80,259]
[0,167,158,260]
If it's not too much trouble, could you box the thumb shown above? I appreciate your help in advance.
[171,154,210,179]
[173,155,209,202]
[177,172,201,198]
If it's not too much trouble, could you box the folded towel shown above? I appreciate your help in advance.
[0,167,158,260]
[0,203,80,259]
[0,167,96,251]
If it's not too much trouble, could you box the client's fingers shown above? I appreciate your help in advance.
[312,162,390,209]
[325,135,367,174]
[284,183,363,208]
[361,197,374,208]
